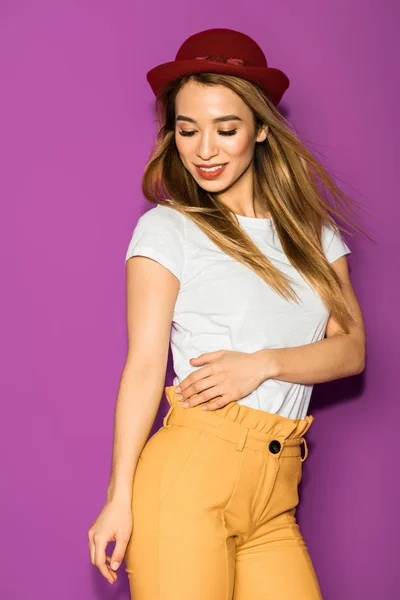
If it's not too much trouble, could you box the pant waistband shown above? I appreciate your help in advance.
[162,401,310,462]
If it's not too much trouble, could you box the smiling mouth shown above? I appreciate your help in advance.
[196,163,227,172]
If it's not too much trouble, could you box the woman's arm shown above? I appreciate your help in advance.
[254,255,366,385]
[106,256,180,505]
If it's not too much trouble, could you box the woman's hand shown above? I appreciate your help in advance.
[88,500,133,584]
[175,349,276,410]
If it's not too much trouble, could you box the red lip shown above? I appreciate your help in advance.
[195,163,228,180]
[195,163,227,168]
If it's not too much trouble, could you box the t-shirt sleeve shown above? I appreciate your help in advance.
[321,222,351,263]
[125,206,186,281]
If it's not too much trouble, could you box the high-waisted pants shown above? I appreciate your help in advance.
[125,385,323,600]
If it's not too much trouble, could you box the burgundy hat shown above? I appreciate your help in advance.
[146,28,290,106]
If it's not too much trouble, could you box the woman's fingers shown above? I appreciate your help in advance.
[106,555,119,580]
[109,537,129,571]
[177,371,215,400]
[182,386,224,408]
[200,395,229,411]
[93,536,117,584]
[88,504,133,585]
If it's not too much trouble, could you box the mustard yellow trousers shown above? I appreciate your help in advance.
[125,385,323,599]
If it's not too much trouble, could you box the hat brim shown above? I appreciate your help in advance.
[146,59,290,106]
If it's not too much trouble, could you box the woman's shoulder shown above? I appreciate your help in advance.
[321,219,351,263]
[135,202,186,235]
[140,201,182,222]
[125,202,188,279]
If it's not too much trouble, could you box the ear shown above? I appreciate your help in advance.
[256,125,269,143]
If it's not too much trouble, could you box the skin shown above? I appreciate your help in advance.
[88,80,365,584]
[175,81,270,218]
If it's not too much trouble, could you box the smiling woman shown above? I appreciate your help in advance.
[88,27,366,600]
[175,94,266,185]
[174,89,266,188]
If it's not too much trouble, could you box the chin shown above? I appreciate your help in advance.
[197,181,228,193]
[191,174,234,194]
[204,180,238,195]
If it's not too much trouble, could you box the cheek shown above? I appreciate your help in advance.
[175,135,192,166]
[224,134,254,161]
[175,131,193,151]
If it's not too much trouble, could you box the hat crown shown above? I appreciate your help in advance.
[175,28,268,68]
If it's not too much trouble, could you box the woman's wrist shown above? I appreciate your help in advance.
[106,481,133,505]
[252,349,280,382]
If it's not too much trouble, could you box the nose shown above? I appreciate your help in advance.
[196,131,219,161]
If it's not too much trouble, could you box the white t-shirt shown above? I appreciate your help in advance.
[125,203,351,419]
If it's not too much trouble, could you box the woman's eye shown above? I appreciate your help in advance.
[219,129,237,136]
[178,129,238,137]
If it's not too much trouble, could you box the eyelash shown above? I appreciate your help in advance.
[179,129,238,137]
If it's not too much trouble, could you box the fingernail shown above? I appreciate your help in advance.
[111,561,120,570]
[201,405,208,410]
[182,402,189,408]
[175,386,181,392]
[177,394,183,400]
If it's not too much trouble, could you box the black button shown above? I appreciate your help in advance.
[269,440,281,454]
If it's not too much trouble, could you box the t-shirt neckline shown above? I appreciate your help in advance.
[233,213,273,229]
[159,203,273,230]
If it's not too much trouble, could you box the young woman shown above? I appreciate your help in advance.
[88,28,366,599]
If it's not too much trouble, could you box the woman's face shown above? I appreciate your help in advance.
[174,81,267,193]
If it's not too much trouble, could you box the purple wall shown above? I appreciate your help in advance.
[1,2,398,598]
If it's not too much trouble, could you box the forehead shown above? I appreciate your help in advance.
[175,82,251,120]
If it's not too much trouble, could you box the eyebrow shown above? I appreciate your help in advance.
[175,114,243,124]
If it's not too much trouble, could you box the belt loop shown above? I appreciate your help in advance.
[235,427,249,451]
[300,437,309,462]
[163,405,174,429]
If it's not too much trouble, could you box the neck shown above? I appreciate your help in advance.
[217,162,271,218]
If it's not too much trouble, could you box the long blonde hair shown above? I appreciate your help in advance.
[142,72,367,333]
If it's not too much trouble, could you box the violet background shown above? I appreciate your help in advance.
[1,1,398,598]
